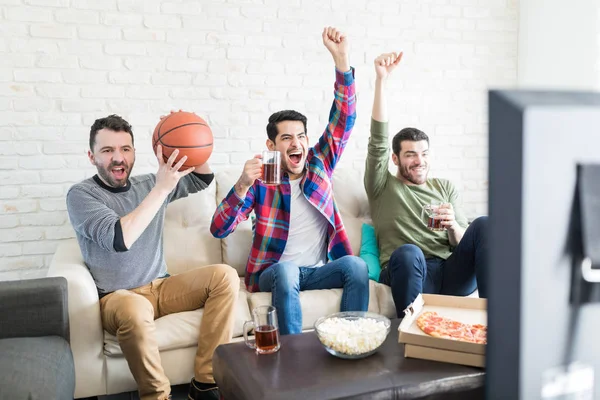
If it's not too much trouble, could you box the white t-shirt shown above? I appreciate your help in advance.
[279,178,329,267]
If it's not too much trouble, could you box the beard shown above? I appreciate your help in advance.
[399,162,428,185]
[96,159,133,188]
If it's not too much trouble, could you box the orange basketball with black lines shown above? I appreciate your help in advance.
[152,111,213,170]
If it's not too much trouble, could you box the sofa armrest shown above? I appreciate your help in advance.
[47,239,107,398]
[0,276,69,342]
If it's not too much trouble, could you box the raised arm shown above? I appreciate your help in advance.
[311,27,356,176]
[324,26,350,73]
[364,51,403,199]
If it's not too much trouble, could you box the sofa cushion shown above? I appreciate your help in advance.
[375,282,398,319]
[332,169,372,256]
[163,183,223,276]
[359,223,381,281]
[331,169,371,220]
[0,336,75,400]
[103,282,251,356]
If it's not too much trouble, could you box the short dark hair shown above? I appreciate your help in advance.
[266,110,307,142]
[392,127,429,156]
[89,114,134,151]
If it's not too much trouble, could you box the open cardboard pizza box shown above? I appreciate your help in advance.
[398,293,487,368]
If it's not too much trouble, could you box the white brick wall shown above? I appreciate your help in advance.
[518,0,600,91]
[0,0,519,279]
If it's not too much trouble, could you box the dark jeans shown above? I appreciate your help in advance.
[379,216,488,318]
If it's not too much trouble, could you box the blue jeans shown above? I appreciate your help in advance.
[258,255,369,335]
[380,216,488,318]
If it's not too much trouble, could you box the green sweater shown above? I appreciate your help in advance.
[364,119,468,268]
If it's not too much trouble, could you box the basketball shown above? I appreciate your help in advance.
[152,111,213,170]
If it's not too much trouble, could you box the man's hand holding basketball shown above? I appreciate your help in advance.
[159,109,182,120]
[157,109,212,174]
[234,155,262,198]
[154,144,194,196]
[322,26,350,72]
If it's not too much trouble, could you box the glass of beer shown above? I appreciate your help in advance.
[422,202,446,231]
[243,305,281,354]
[261,150,281,185]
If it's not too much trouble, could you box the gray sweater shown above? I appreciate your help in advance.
[66,173,213,295]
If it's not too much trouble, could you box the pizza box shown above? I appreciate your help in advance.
[398,293,487,368]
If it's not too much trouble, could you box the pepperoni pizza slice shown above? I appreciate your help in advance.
[416,311,487,344]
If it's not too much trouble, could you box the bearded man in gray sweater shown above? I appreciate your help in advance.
[66,114,238,400]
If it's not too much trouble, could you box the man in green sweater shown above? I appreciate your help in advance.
[364,52,488,318]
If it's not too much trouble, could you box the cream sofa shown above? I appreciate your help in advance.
[47,168,400,398]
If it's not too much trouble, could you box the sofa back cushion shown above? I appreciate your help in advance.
[331,168,371,255]
[163,179,223,276]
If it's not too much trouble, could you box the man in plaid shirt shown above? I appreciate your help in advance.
[211,27,369,335]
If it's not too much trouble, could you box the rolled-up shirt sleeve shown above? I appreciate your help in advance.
[168,172,214,202]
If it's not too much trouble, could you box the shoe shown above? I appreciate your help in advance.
[188,379,220,400]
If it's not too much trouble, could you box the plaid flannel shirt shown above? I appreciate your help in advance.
[211,68,356,292]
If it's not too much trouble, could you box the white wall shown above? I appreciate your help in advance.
[517,0,600,90]
[0,0,519,279]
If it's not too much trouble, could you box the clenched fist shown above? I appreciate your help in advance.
[374,51,403,81]
[322,26,350,72]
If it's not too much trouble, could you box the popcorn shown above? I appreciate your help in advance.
[316,317,388,355]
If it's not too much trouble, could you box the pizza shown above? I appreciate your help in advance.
[416,311,487,344]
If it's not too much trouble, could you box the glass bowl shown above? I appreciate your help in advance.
[314,311,391,359]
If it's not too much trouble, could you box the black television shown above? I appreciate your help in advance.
[487,90,600,399]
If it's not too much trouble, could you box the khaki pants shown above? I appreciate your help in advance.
[100,264,239,400]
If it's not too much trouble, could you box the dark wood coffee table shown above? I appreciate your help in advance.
[213,320,485,400]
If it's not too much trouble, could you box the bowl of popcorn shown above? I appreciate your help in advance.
[314,311,391,359]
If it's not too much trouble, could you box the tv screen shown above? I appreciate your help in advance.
[487,90,600,399]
